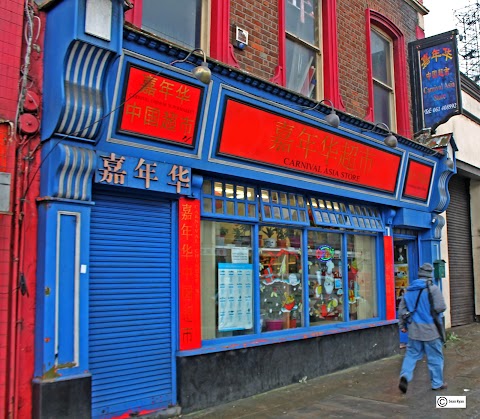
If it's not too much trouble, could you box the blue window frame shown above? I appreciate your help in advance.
[309,197,384,232]
[260,188,309,226]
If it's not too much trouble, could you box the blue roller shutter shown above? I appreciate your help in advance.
[89,189,175,418]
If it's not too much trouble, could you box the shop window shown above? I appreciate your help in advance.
[132,0,209,51]
[260,189,309,225]
[366,10,410,137]
[346,234,377,320]
[309,197,384,232]
[201,179,258,220]
[259,226,303,332]
[201,221,254,339]
[285,0,321,97]
[199,179,382,344]
[307,231,343,324]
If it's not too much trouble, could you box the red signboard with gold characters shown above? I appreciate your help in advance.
[218,99,402,193]
[178,197,201,350]
[403,160,433,201]
[119,65,203,147]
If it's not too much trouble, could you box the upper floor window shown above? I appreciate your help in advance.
[285,0,321,98]
[371,28,395,129]
[141,0,208,50]
[366,10,410,138]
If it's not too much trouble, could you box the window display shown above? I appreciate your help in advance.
[199,180,382,343]
[201,221,254,339]
[259,227,303,332]
[307,231,343,325]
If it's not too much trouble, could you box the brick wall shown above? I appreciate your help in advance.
[337,0,418,123]
[230,0,279,81]
[0,0,24,121]
[228,0,419,129]
[0,1,24,417]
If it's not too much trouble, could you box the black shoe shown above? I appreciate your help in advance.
[399,376,408,394]
[432,383,448,391]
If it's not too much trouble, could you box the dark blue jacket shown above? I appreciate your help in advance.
[398,278,446,341]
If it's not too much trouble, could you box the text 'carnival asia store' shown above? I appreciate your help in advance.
[36,25,455,419]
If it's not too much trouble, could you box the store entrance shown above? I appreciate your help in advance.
[393,239,418,345]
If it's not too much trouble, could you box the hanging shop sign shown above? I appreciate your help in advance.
[409,30,462,134]
[178,197,201,350]
[118,64,203,147]
[217,99,401,193]
[95,151,192,195]
[402,159,433,201]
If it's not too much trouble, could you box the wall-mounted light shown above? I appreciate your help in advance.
[301,99,340,129]
[363,122,398,148]
[170,48,211,84]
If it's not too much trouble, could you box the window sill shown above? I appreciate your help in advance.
[177,319,398,357]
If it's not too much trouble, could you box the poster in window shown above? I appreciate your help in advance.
[218,263,253,331]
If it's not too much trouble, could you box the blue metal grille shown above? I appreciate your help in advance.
[309,197,384,232]
[201,179,258,220]
[260,189,309,225]
[89,190,174,418]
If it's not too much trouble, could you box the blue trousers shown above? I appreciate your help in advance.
[400,338,444,389]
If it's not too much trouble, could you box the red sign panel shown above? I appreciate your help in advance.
[119,65,203,147]
[403,160,433,201]
[178,197,201,350]
[218,99,401,193]
[383,236,396,321]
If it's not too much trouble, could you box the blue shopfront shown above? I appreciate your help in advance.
[33,2,455,418]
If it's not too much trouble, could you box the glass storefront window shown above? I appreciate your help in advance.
[199,180,383,343]
[201,221,254,339]
[259,227,303,332]
[346,234,377,320]
[307,231,344,325]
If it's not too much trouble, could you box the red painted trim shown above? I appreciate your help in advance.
[322,0,343,109]
[272,0,286,85]
[125,0,142,27]
[416,25,425,40]
[210,0,239,67]
[365,9,411,138]
[384,236,396,321]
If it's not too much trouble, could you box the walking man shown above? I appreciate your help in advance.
[398,263,447,393]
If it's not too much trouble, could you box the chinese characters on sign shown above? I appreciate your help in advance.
[178,198,201,350]
[403,160,433,201]
[119,65,203,147]
[96,151,191,195]
[218,99,401,193]
[409,31,462,132]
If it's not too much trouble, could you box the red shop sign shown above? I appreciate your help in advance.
[403,160,433,201]
[218,99,401,193]
[178,197,201,350]
[119,65,203,147]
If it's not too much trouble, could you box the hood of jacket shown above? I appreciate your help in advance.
[406,278,429,291]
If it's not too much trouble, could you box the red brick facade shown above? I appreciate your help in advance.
[0,1,42,417]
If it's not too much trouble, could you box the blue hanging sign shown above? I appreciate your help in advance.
[409,31,462,134]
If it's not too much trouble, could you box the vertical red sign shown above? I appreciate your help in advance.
[383,236,396,321]
[178,197,201,350]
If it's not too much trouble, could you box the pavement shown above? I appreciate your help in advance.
[180,323,480,419]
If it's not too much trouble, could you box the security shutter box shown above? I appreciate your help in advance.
[89,188,174,418]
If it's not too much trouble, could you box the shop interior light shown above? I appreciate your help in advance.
[363,122,398,148]
[170,48,211,85]
[301,99,340,129]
